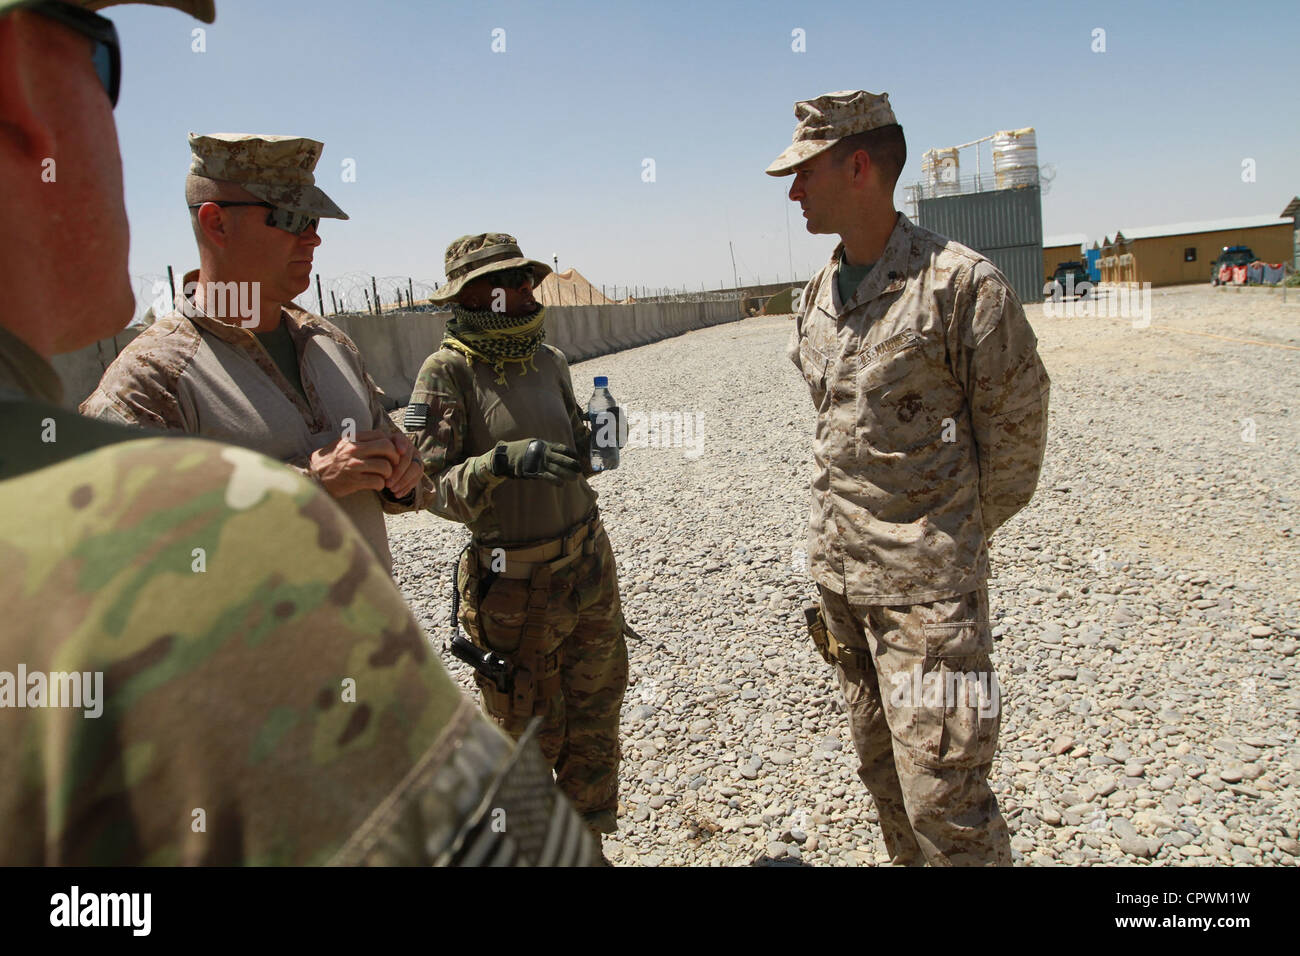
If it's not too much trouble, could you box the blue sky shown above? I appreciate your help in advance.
[109,0,1298,300]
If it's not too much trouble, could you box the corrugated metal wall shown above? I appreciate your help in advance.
[917,185,1043,302]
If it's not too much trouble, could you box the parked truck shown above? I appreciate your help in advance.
[1210,245,1255,285]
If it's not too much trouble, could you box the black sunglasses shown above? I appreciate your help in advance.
[187,201,321,236]
[17,1,121,108]
[486,266,536,290]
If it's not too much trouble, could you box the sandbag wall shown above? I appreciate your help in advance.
[52,299,744,410]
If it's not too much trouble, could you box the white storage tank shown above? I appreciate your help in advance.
[922,147,961,196]
[992,128,1038,189]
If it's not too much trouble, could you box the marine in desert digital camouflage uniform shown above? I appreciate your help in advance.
[768,90,1050,865]
[406,234,629,848]
[0,0,592,866]
[80,131,425,576]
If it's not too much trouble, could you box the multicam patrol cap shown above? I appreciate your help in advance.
[430,233,552,304]
[0,0,214,20]
[765,90,898,176]
[187,133,348,220]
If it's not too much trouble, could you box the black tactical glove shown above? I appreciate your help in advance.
[487,439,581,484]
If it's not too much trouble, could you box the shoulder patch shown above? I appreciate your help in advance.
[402,403,429,431]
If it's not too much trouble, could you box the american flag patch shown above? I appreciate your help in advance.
[403,402,429,431]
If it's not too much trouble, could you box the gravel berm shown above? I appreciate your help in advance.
[386,285,1299,867]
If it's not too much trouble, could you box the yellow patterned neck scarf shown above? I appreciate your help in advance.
[442,305,546,385]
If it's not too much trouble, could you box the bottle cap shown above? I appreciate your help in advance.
[593,376,609,388]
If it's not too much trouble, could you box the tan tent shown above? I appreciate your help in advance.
[761,287,797,315]
[535,268,615,307]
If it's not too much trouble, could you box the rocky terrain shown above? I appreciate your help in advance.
[387,284,1299,866]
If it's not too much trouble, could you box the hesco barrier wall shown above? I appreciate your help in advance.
[50,299,744,411]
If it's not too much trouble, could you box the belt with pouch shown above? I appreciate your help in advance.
[805,604,871,671]
[474,515,601,579]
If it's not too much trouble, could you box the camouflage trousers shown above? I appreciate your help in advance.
[458,518,628,832]
[818,584,1012,866]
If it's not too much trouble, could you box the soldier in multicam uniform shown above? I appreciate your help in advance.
[406,234,629,852]
[0,0,592,866]
[768,90,1051,865]
[80,132,424,575]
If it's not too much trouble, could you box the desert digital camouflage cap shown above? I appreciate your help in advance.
[765,90,898,176]
[188,132,348,220]
[430,233,552,304]
[0,0,214,20]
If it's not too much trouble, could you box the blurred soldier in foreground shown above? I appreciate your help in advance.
[80,131,423,575]
[0,0,591,866]
[769,90,1050,865]
[406,234,628,854]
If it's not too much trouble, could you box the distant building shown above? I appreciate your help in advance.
[1097,212,1294,286]
[1084,242,1101,282]
[1283,197,1300,268]
[1097,233,1136,284]
[1043,233,1088,281]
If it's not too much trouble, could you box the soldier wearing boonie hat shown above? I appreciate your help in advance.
[81,131,430,577]
[774,90,1051,866]
[429,232,552,306]
[407,232,630,859]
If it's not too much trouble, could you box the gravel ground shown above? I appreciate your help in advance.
[387,284,1299,866]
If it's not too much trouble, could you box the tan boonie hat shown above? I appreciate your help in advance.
[430,233,552,305]
[0,0,215,21]
[765,90,898,176]
[187,133,348,220]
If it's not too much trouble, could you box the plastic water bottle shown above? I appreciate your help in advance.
[587,376,621,472]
